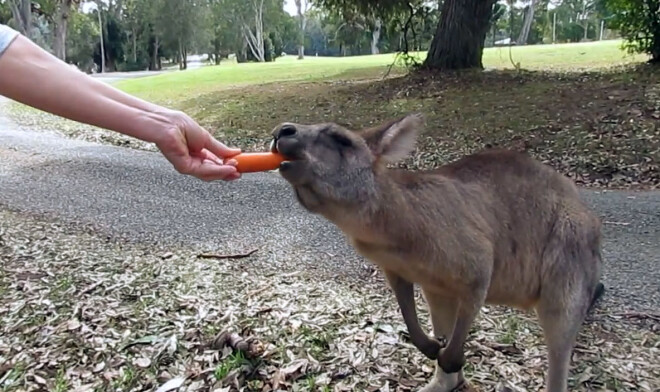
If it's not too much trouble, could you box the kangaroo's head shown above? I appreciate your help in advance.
[271,114,423,217]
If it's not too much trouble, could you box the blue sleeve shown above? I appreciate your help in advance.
[0,24,19,59]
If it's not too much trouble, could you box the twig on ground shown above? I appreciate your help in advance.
[603,221,631,226]
[197,248,259,259]
[611,311,660,321]
[79,279,107,295]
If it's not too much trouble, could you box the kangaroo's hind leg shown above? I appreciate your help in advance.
[536,218,604,392]
[419,289,466,392]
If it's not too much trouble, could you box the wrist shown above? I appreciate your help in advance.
[131,109,179,146]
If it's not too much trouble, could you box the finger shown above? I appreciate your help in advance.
[194,149,222,165]
[191,162,240,181]
[206,136,241,159]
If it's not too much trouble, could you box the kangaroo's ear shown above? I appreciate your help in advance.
[360,113,423,164]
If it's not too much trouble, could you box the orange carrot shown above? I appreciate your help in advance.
[225,152,287,173]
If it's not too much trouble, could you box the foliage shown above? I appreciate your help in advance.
[66,8,98,72]
[0,1,11,24]
[602,0,660,62]
[3,0,658,71]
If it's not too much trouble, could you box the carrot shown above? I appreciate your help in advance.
[224,152,287,173]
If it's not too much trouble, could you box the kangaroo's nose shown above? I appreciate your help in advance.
[277,124,297,139]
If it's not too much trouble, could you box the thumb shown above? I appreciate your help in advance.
[206,135,241,159]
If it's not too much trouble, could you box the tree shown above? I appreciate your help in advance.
[92,3,125,72]
[517,0,538,44]
[243,0,267,62]
[0,2,11,23]
[52,0,80,60]
[294,0,310,58]
[208,0,244,63]
[157,0,201,70]
[66,8,99,71]
[489,1,506,45]
[425,0,497,69]
[313,0,501,70]
[603,0,660,63]
[6,0,32,37]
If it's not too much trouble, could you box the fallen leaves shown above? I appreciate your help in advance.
[1,210,659,392]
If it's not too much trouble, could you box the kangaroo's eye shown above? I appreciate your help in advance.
[332,133,352,147]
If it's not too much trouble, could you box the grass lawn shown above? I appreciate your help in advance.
[7,40,659,188]
[114,40,648,100]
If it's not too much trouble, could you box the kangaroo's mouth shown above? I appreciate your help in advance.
[270,137,304,172]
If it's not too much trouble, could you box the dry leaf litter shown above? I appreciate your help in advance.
[1,210,658,392]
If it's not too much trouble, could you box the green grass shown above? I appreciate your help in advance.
[114,40,647,102]
[213,351,255,381]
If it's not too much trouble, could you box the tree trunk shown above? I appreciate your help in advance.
[53,1,74,61]
[97,10,105,72]
[106,57,116,72]
[371,17,381,54]
[651,0,660,63]
[242,0,265,62]
[583,20,589,40]
[517,0,536,45]
[178,39,184,70]
[8,0,32,37]
[295,0,305,59]
[132,28,137,62]
[150,36,160,71]
[423,0,496,70]
[582,0,588,40]
[507,0,514,41]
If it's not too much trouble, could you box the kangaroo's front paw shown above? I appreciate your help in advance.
[438,349,465,374]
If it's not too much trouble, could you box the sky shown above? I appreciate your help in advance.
[283,0,298,16]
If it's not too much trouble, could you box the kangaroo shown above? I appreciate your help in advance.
[270,114,605,392]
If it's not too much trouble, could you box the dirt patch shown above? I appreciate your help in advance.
[0,209,658,391]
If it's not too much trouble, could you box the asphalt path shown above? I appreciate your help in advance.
[1,88,658,313]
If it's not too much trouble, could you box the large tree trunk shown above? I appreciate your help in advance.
[423,0,496,70]
[8,0,32,37]
[650,0,660,63]
[517,0,537,45]
[53,1,74,61]
[371,17,381,54]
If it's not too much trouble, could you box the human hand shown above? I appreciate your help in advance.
[153,110,242,181]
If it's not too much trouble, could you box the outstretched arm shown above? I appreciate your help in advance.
[0,27,241,182]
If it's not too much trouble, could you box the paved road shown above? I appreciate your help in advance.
[0,95,658,313]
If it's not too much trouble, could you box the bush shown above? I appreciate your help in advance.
[604,0,660,63]
[117,59,149,72]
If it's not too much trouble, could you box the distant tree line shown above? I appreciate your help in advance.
[0,0,657,74]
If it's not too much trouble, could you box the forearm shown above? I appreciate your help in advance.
[0,34,169,143]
